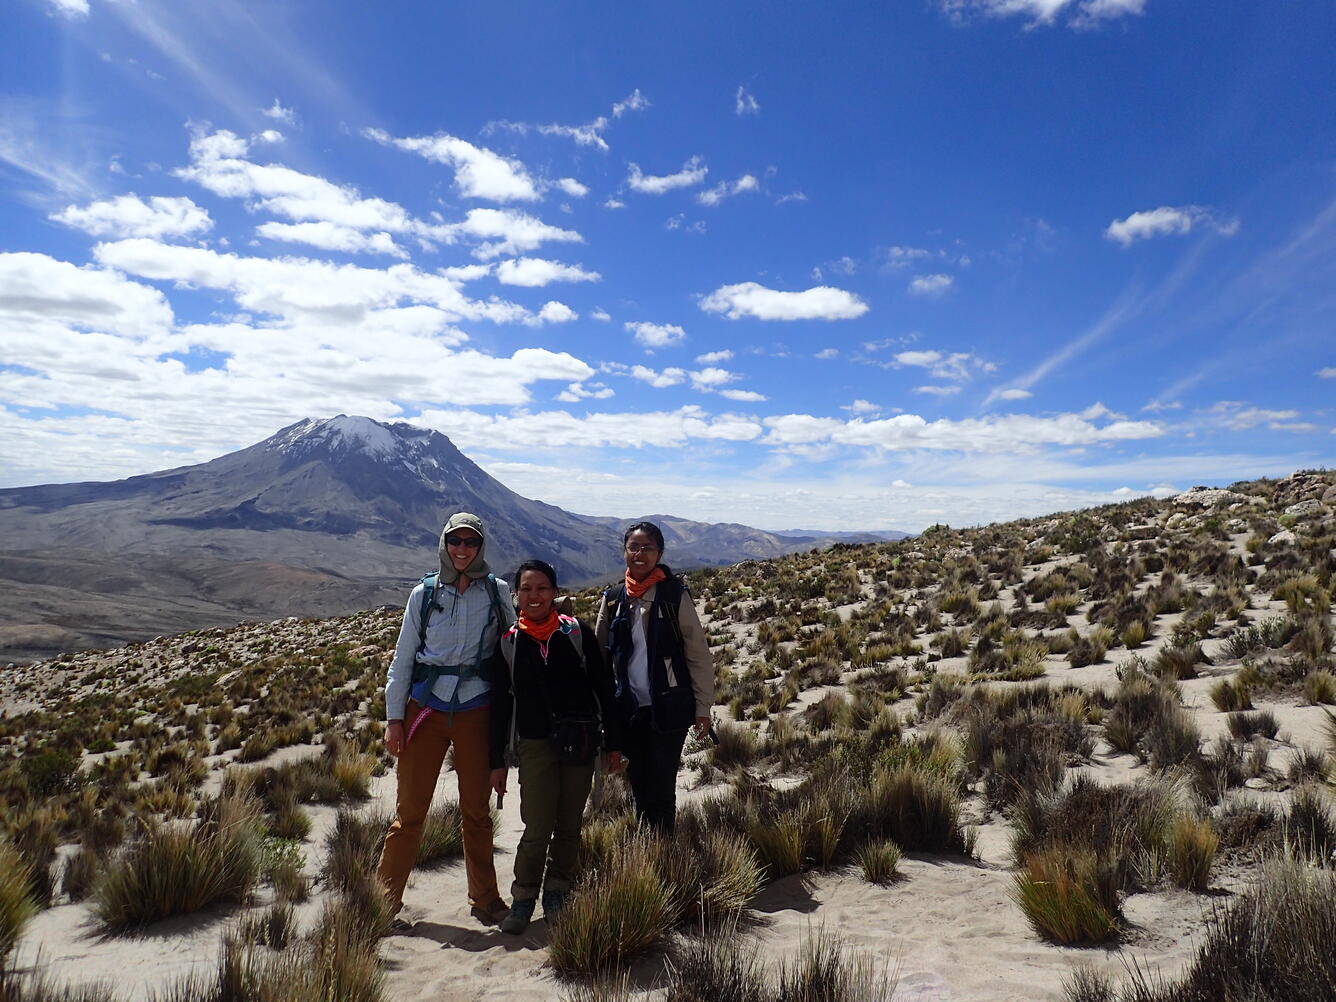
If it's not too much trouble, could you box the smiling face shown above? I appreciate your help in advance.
[623,529,662,582]
[516,568,557,620]
[444,528,483,573]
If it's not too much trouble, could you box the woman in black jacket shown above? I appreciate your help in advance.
[489,559,621,934]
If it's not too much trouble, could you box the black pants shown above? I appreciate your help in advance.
[622,707,688,833]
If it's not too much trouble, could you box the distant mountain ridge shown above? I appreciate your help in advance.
[0,416,907,662]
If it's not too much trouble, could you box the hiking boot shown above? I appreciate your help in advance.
[500,898,536,935]
[470,899,509,925]
[541,889,567,921]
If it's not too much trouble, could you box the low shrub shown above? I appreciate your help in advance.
[1154,643,1206,681]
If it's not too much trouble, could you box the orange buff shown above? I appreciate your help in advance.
[625,566,667,600]
[518,608,562,647]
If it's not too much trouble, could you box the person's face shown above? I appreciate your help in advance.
[624,530,661,581]
[444,528,482,572]
[516,569,557,620]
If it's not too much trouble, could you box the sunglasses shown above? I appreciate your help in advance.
[444,535,483,549]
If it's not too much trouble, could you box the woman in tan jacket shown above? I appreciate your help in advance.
[594,521,714,832]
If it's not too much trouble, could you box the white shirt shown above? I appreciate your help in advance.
[626,597,652,708]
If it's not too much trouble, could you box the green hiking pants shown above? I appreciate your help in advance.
[510,737,596,902]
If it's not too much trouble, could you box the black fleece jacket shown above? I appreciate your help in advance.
[488,619,622,769]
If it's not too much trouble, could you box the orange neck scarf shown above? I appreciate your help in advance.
[517,608,562,647]
[625,566,666,600]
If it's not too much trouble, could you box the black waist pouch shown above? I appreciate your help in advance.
[549,712,601,764]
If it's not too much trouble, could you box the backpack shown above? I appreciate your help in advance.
[409,570,512,705]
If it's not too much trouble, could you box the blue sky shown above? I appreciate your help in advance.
[1,0,1333,531]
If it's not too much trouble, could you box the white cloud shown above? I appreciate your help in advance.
[889,349,996,383]
[940,0,1146,28]
[695,350,734,364]
[0,251,174,338]
[1206,401,1302,431]
[720,388,767,402]
[364,127,541,203]
[590,308,612,322]
[527,301,578,325]
[612,89,650,117]
[51,195,213,240]
[626,156,708,195]
[762,409,1164,452]
[665,214,706,234]
[257,221,407,258]
[416,404,762,451]
[1105,205,1240,246]
[815,348,839,360]
[698,174,759,207]
[611,364,686,388]
[735,86,760,116]
[261,100,296,125]
[700,282,868,321]
[555,178,589,198]
[625,321,686,350]
[843,400,880,415]
[995,388,1033,401]
[908,273,953,296]
[92,239,532,325]
[441,208,583,260]
[913,384,962,396]
[556,382,615,402]
[776,191,808,204]
[603,199,626,210]
[254,129,285,145]
[487,90,649,154]
[494,257,601,287]
[47,0,89,17]
[884,245,933,269]
[1315,367,1335,379]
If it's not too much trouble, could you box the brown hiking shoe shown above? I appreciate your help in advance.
[470,899,509,925]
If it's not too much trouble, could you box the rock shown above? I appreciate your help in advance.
[1165,513,1187,530]
[1324,484,1336,504]
[1175,487,1260,507]
[1125,524,1158,540]
[1269,530,1298,546]
[1227,519,1248,532]
[1284,499,1323,519]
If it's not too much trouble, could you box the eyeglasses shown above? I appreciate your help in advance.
[625,544,659,555]
[445,535,483,549]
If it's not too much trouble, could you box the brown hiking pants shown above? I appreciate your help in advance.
[376,702,501,911]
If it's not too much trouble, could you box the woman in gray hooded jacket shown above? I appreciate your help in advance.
[376,512,515,927]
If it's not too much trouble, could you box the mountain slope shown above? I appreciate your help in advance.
[0,416,906,662]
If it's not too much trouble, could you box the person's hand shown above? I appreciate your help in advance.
[384,720,405,758]
[490,768,508,796]
[693,715,711,739]
[605,751,624,774]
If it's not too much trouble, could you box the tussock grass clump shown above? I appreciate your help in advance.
[1013,846,1120,945]
[322,808,390,891]
[1154,643,1206,680]
[1209,677,1252,712]
[712,720,761,769]
[851,762,967,854]
[1226,709,1280,741]
[1013,775,1175,894]
[1285,786,1336,863]
[855,839,902,884]
[1304,669,1336,705]
[416,801,465,867]
[1144,702,1201,772]
[0,843,36,960]
[775,929,895,1002]
[746,808,807,879]
[549,833,673,973]
[1167,816,1218,891]
[60,846,100,903]
[94,797,262,931]
[1059,860,1336,1002]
